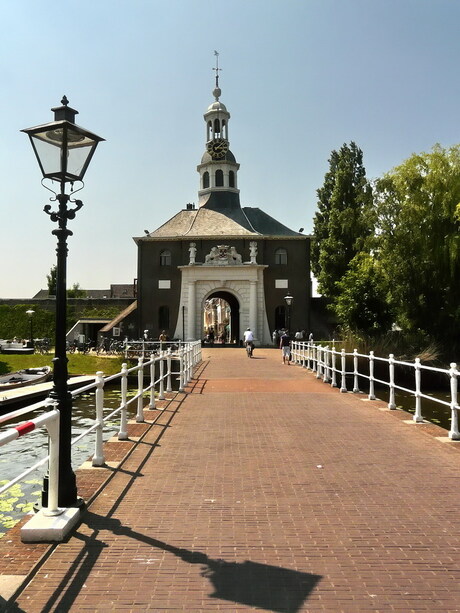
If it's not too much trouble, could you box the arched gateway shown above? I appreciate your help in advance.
[175,243,270,345]
[203,291,239,343]
[133,58,311,344]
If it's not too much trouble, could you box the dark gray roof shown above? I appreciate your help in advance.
[136,193,305,241]
[242,208,303,236]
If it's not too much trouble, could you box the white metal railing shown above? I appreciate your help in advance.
[0,400,61,515]
[290,341,460,440]
[123,339,187,359]
[0,341,202,505]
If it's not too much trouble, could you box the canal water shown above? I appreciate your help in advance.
[0,383,137,537]
[360,381,453,430]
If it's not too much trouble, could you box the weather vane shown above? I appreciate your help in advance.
[213,50,222,88]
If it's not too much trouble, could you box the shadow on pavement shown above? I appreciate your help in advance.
[7,381,321,613]
[81,513,322,613]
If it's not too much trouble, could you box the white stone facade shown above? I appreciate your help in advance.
[174,264,270,344]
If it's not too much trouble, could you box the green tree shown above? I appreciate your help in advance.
[311,142,373,298]
[374,144,460,346]
[47,265,57,296]
[334,252,394,336]
[67,283,87,298]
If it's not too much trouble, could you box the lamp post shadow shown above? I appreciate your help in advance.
[51,511,321,613]
[82,513,321,613]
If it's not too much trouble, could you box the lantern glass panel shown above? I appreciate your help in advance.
[29,124,99,181]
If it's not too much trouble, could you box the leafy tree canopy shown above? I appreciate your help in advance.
[67,283,87,299]
[46,265,57,296]
[334,252,394,336]
[311,142,373,298]
[373,144,460,344]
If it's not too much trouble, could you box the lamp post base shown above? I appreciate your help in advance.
[21,507,81,543]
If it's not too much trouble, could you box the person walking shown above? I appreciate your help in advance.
[279,329,291,364]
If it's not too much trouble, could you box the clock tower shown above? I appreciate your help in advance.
[197,54,240,207]
[134,53,312,346]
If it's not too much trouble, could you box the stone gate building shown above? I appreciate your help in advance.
[134,72,311,344]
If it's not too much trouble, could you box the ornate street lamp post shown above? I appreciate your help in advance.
[26,309,35,348]
[284,292,293,332]
[22,97,104,508]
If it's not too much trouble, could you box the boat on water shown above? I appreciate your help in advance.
[0,341,34,355]
[0,366,51,391]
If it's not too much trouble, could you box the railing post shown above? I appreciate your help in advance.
[353,349,360,393]
[179,346,185,392]
[149,357,156,409]
[388,354,396,409]
[331,346,337,387]
[323,346,329,382]
[312,343,317,373]
[118,363,128,440]
[307,341,312,370]
[136,356,145,423]
[158,352,165,401]
[340,348,347,393]
[92,371,105,466]
[185,344,191,384]
[166,349,172,392]
[44,408,61,516]
[449,363,459,440]
[189,344,194,380]
[413,358,423,422]
[316,346,322,379]
[368,351,376,400]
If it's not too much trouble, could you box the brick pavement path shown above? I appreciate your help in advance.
[5,348,460,612]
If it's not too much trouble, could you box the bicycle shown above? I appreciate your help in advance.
[245,341,254,358]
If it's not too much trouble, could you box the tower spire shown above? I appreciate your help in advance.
[212,50,222,100]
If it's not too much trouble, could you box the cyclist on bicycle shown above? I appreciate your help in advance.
[243,327,254,357]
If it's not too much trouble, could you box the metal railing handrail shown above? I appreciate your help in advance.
[0,401,61,515]
[0,341,202,512]
[290,341,459,440]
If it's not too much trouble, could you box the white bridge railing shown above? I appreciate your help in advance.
[290,341,459,441]
[0,341,202,521]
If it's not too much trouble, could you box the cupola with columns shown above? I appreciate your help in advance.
[197,52,240,207]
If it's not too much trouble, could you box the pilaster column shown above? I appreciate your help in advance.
[249,280,257,338]
[187,280,196,340]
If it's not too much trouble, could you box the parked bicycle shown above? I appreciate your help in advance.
[35,338,51,354]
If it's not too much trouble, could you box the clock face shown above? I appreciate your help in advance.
[207,138,228,159]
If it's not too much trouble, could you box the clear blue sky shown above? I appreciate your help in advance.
[1,0,459,298]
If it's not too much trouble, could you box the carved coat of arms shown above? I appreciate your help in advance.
[205,245,242,266]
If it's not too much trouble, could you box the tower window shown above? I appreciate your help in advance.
[214,118,221,135]
[229,170,235,188]
[215,169,224,187]
[160,250,171,266]
[275,248,288,265]
[158,306,170,330]
[203,171,210,188]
